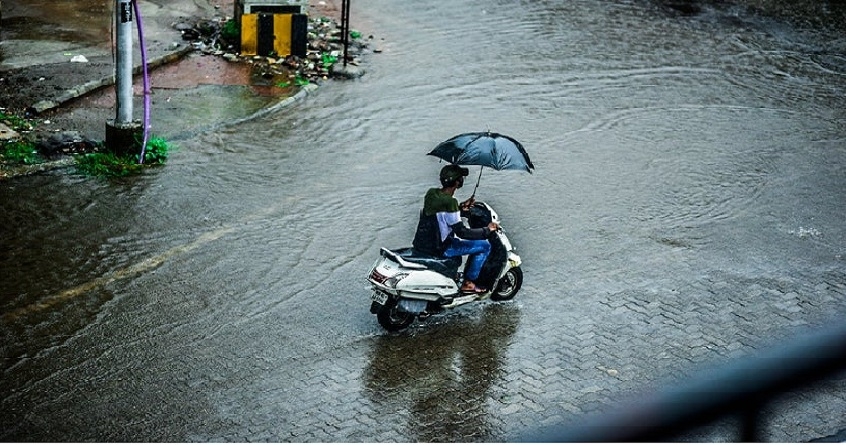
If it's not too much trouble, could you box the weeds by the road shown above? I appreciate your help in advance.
[2,109,174,179]
[1,111,42,165]
[1,140,43,165]
[74,135,174,178]
[0,110,34,131]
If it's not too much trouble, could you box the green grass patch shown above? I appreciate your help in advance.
[276,74,311,88]
[221,19,240,44]
[74,135,174,178]
[1,140,42,164]
[0,111,35,132]
[74,151,144,177]
[142,135,172,165]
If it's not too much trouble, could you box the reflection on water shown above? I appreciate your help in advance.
[363,304,520,442]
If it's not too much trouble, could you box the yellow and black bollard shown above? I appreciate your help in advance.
[240,12,307,58]
[234,0,308,57]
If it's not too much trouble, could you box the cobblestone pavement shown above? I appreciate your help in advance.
[5,250,843,442]
[186,269,846,442]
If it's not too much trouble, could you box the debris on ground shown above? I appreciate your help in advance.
[171,12,371,84]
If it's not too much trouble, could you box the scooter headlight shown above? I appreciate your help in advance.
[384,273,409,288]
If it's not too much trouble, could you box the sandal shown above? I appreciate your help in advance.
[460,283,487,294]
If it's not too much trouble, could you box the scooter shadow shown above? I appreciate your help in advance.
[361,303,520,442]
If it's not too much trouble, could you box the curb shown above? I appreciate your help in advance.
[230,82,319,125]
[165,82,319,142]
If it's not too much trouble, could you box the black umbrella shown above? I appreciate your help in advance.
[428,131,533,197]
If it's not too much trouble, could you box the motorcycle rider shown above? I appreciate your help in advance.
[412,164,499,293]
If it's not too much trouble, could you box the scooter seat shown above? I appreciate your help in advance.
[392,247,462,278]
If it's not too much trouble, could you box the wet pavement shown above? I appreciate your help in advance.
[0,0,217,108]
[2,0,846,442]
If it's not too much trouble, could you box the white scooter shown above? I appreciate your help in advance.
[366,201,523,332]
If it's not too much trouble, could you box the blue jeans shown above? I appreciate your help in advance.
[443,237,491,282]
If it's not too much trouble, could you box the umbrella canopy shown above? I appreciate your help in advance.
[428,132,534,173]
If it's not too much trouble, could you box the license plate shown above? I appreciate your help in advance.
[371,291,388,305]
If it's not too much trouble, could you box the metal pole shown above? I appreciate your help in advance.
[115,0,133,124]
[340,0,346,40]
[342,0,350,67]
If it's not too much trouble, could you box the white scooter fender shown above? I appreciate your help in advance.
[395,271,459,301]
[507,250,522,270]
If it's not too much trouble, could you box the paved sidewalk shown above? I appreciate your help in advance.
[0,0,226,113]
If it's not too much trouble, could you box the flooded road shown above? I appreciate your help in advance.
[2,0,846,441]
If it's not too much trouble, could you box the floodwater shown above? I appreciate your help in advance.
[2,0,845,441]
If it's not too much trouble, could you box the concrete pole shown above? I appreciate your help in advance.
[115,0,133,123]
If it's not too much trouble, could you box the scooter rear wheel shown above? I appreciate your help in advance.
[491,266,523,301]
[376,301,416,332]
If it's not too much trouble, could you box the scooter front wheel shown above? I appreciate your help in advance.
[491,266,523,301]
[376,301,416,332]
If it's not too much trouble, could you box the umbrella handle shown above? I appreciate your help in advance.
[471,167,483,199]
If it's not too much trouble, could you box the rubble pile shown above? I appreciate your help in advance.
[173,13,369,84]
